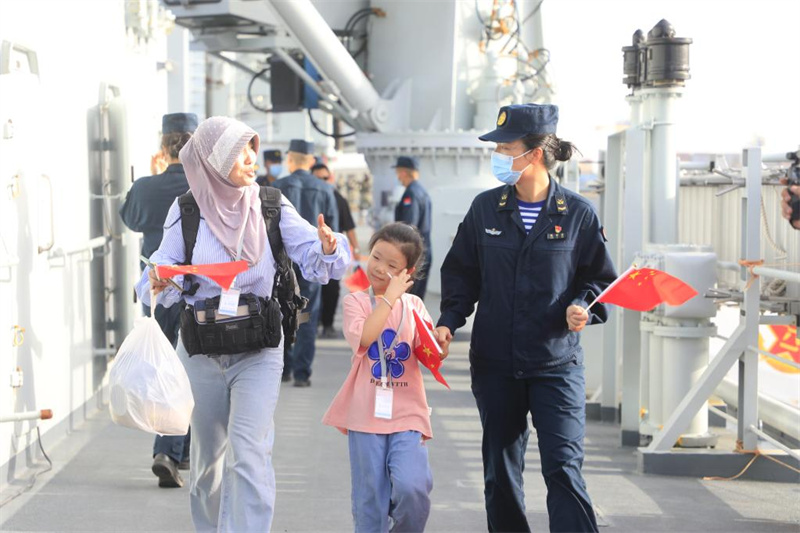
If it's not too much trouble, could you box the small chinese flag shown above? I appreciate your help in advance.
[343,265,370,292]
[155,260,248,291]
[593,266,698,312]
[412,309,450,389]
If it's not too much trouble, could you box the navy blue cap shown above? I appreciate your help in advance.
[263,149,282,163]
[392,156,419,171]
[288,139,314,155]
[162,113,198,134]
[478,104,558,143]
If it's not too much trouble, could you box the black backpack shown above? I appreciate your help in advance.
[177,186,309,347]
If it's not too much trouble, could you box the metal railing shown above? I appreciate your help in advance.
[645,147,800,455]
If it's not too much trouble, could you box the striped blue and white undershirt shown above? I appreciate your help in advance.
[517,199,545,234]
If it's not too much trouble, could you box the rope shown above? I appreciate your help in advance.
[738,259,764,291]
[761,189,788,258]
[738,260,800,291]
[703,441,800,481]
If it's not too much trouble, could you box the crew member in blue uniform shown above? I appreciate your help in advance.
[273,139,339,386]
[119,112,197,488]
[435,104,617,533]
[394,156,432,300]
[257,148,283,186]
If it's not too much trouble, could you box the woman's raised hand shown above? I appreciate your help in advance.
[384,269,414,303]
[317,214,338,255]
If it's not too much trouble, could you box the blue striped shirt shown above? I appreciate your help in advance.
[517,199,545,234]
[135,197,351,308]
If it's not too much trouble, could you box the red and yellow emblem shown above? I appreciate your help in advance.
[554,225,562,233]
[758,325,799,374]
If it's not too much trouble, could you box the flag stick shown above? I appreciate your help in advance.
[585,264,638,312]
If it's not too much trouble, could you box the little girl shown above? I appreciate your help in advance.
[323,222,438,533]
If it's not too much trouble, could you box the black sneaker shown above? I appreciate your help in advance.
[178,459,190,471]
[152,453,184,488]
[281,373,291,383]
[293,379,311,388]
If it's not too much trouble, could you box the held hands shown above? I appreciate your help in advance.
[434,326,452,360]
[384,269,414,303]
[317,214,338,255]
[148,267,169,296]
[566,305,589,332]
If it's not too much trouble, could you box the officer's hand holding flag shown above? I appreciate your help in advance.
[585,264,698,313]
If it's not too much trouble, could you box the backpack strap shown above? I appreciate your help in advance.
[259,186,309,329]
[178,192,200,265]
[259,186,286,263]
[177,192,201,296]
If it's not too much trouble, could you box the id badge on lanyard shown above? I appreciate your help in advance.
[370,289,404,420]
[218,210,248,317]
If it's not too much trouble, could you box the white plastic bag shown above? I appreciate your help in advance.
[109,296,194,435]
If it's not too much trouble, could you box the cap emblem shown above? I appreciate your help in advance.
[497,111,507,126]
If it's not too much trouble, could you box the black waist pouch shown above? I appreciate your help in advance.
[180,293,282,356]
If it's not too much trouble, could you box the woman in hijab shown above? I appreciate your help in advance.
[136,116,350,532]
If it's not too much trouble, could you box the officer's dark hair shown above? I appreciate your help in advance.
[161,132,193,160]
[311,163,330,174]
[521,134,578,171]
[368,222,426,281]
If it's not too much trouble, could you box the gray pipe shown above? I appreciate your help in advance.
[267,0,384,131]
[716,377,800,442]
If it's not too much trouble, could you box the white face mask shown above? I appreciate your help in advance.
[491,149,532,185]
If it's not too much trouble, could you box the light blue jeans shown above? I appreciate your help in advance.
[177,340,283,533]
[348,430,433,533]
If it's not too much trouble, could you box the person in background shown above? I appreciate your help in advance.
[435,104,617,532]
[780,177,800,230]
[312,162,361,339]
[274,140,339,387]
[393,156,432,301]
[257,148,283,186]
[119,112,197,489]
[137,116,349,531]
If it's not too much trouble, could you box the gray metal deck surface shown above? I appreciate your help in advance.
[2,333,799,532]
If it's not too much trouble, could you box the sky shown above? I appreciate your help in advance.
[540,0,800,156]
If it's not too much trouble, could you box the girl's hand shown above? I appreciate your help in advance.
[148,267,169,295]
[384,269,413,302]
[566,305,589,332]
[434,326,452,360]
[317,214,338,255]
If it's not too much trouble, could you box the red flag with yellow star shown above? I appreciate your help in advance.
[412,308,450,389]
[155,261,248,291]
[594,266,698,312]
[343,265,371,292]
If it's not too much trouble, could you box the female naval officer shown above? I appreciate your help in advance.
[136,116,350,532]
[434,104,616,533]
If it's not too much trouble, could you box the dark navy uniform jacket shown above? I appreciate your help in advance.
[274,169,338,231]
[437,178,617,377]
[395,180,432,259]
[119,163,190,260]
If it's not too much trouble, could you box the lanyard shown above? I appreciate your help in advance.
[227,208,250,291]
[369,288,405,388]
[234,208,250,262]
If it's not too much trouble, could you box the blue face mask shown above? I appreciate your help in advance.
[491,150,532,185]
[269,164,282,176]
